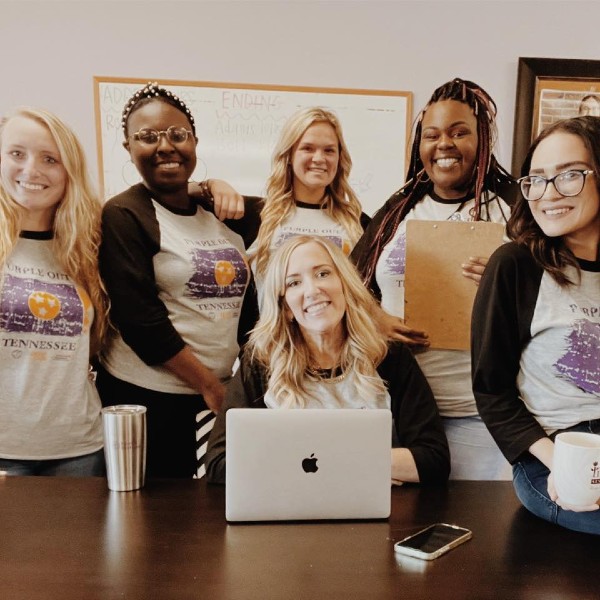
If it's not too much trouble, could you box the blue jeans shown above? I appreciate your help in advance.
[512,420,600,535]
[0,449,105,477]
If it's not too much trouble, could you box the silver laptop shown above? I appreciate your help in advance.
[225,408,392,522]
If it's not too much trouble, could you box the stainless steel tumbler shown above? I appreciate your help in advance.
[102,405,147,492]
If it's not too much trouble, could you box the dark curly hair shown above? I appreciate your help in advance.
[508,116,600,286]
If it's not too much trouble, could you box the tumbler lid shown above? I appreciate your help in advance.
[102,405,147,415]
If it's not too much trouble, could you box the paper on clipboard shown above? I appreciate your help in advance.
[404,220,505,350]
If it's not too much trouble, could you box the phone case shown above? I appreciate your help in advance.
[394,523,472,561]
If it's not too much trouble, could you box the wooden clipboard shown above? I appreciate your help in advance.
[404,220,504,350]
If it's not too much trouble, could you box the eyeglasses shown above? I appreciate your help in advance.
[128,126,194,146]
[518,169,595,202]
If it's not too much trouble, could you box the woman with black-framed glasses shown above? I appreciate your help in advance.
[472,116,600,534]
[96,83,258,479]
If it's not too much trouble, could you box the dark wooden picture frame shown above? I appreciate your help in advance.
[511,57,600,175]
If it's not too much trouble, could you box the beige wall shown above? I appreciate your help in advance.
[1,0,599,194]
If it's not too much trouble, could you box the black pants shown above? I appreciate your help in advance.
[96,364,206,478]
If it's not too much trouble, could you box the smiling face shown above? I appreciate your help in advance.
[290,122,339,203]
[528,131,600,256]
[284,241,346,341]
[419,99,479,199]
[124,100,197,201]
[0,116,67,230]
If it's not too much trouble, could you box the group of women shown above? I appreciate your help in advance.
[0,77,598,535]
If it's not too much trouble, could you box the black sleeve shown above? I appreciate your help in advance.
[223,196,263,249]
[379,342,450,484]
[237,274,258,347]
[205,351,268,484]
[471,242,547,463]
[99,186,185,365]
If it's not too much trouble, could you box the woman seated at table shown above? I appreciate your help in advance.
[472,116,600,534]
[205,235,450,485]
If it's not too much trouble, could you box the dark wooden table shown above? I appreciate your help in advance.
[1,477,598,599]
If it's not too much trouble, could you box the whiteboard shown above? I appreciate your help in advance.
[93,77,412,216]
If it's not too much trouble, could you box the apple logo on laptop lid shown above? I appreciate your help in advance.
[302,453,318,473]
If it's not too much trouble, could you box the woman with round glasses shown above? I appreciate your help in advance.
[472,116,600,534]
[96,83,256,478]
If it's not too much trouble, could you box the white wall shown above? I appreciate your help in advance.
[1,0,599,197]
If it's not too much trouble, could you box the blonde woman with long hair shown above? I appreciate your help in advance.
[189,107,369,286]
[205,236,449,485]
[250,107,368,279]
[0,107,108,476]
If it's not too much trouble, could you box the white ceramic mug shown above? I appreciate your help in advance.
[553,432,600,507]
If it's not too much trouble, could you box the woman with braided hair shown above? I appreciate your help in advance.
[96,83,256,478]
[352,78,515,480]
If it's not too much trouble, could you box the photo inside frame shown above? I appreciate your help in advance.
[533,78,600,139]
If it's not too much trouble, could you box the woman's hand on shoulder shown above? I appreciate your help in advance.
[188,179,245,220]
[377,307,429,349]
[209,179,245,221]
[461,256,488,286]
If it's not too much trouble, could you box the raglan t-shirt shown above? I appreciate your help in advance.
[263,370,391,410]
[247,200,369,298]
[0,232,103,459]
[472,242,600,463]
[374,194,510,417]
[247,200,361,261]
[99,184,250,394]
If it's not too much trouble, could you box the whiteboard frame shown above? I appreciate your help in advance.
[93,76,412,214]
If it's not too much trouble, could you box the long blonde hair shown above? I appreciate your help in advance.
[0,107,108,354]
[253,107,364,277]
[249,235,388,407]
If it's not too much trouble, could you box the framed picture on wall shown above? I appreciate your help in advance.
[511,57,600,175]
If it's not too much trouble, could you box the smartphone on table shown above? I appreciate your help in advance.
[394,523,472,560]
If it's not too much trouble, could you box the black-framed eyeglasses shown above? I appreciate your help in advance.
[518,169,595,202]
[129,126,194,146]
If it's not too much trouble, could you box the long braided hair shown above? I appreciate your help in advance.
[359,78,514,287]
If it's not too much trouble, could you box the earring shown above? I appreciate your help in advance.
[189,156,208,185]
[121,160,142,187]
[417,168,430,183]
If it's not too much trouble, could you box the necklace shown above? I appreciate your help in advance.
[306,365,347,384]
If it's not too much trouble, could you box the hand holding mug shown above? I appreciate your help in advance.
[551,432,600,511]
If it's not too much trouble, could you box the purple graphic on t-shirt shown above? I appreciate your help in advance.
[384,233,406,276]
[276,232,344,250]
[186,247,248,299]
[0,274,83,336]
[555,320,600,395]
